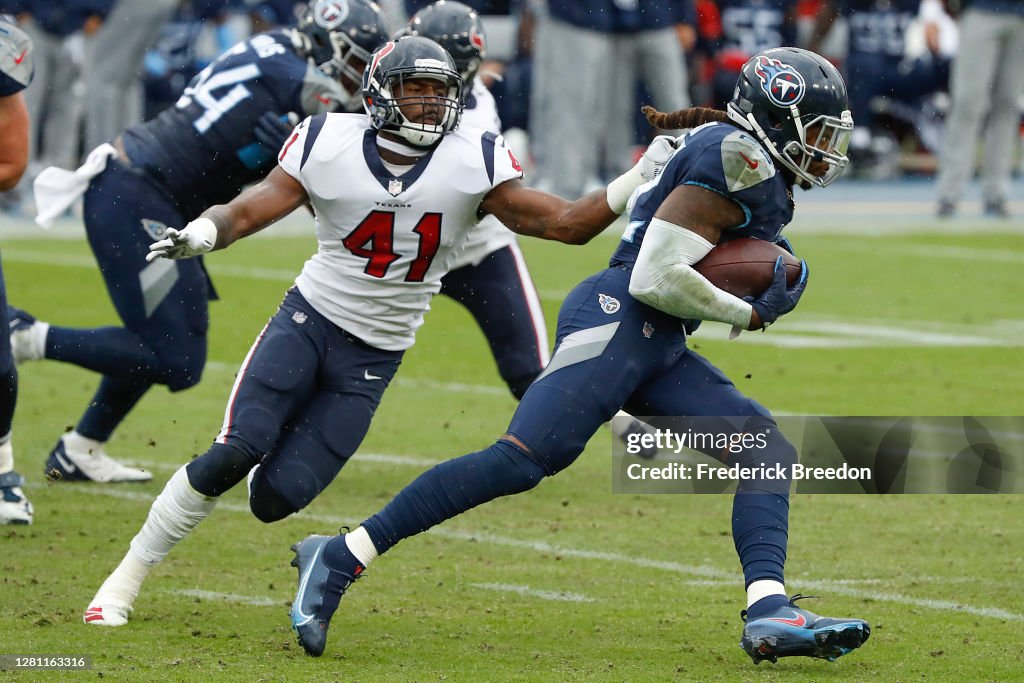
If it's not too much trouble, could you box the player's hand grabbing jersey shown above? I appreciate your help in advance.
[279,113,523,351]
[611,121,794,267]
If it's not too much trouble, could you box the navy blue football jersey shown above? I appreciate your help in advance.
[718,0,797,56]
[840,0,921,57]
[122,30,344,219]
[610,122,793,267]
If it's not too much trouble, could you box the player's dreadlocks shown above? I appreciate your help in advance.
[641,105,730,130]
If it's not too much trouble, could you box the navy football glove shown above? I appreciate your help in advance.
[776,236,795,256]
[254,111,296,153]
[749,256,809,327]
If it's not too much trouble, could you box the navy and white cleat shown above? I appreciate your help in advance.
[45,436,152,483]
[0,471,33,525]
[290,534,364,657]
[740,595,870,664]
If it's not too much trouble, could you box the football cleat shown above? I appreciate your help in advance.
[45,436,152,483]
[740,594,870,664]
[8,306,47,364]
[290,534,364,657]
[0,470,33,524]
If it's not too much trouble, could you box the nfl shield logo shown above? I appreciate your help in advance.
[141,218,168,241]
[598,293,620,314]
[643,322,654,338]
[388,179,403,196]
[292,311,307,324]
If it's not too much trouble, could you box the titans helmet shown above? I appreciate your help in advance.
[295,0,390,107]
[406,1,487,86]
[727,47,853,188]
[362,36,463,147]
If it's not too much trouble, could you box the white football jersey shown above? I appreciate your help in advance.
[279,112,523,351]
[449,80,518,270]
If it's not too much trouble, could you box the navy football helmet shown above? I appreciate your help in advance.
[295,0,390,107]
[727,47,853,188]
[406,1,487,86]
[362,36,463,146]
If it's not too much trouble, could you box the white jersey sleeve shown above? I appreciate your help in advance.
[0,19,33,96]
[449,80,522,269]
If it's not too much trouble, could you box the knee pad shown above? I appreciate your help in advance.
[185,442,259,497]
[248,466,298,524]
[161,353,205,392]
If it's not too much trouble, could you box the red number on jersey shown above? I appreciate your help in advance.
[342,211,442,281]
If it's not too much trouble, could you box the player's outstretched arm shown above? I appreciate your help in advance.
[479,135,680,245]
[480,179,617,245]
[148,167,309,261]
[0,93,30,191]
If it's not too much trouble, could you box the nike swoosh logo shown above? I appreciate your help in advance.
[54,450,77,474]
[293,544,323,625]
[14,49,26,65]
[765,612,807,627]
[739,152,759,170]
[364,370,383,381]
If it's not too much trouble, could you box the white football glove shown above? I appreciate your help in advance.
[638,134,681,182]
[146,218,218,262]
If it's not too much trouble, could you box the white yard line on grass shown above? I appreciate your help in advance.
[171,588,279,607]
[55,485,1024,622]
[469,583,594,603]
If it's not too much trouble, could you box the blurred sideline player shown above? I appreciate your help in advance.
[284,48,871,664]
[83,35,677,626]
[407,1,658,451]
[0,15,33,524]
[9,0,389,483]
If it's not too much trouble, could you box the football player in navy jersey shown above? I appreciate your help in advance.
[810,0,949,163]
[82,36,677,628]
[0,16,34,525]
[286,47,872,664]
[9,0,390,484]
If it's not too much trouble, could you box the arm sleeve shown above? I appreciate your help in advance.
[628,217,753,327]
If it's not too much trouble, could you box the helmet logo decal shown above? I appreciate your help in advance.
[368,41,396,78]
[753,55,805,107]
[469,26,485,51]
[314,0,349,30]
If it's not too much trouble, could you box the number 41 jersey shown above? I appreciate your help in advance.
[278,113,523,351]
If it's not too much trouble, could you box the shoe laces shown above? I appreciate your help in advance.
[740,593,819,622]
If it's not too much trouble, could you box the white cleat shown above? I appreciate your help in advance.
[46,435,152,483]
[0,471,33,525]
[83,601,132,626]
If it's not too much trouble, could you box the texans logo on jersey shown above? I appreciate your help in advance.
[753,56,805,108]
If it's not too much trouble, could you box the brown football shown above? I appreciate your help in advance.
[693,238,801,298]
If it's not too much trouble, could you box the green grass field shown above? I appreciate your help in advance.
[1,204,1022,681]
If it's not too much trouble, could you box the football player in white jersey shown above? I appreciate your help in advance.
[0,16,33,525]
[83,35,677,626]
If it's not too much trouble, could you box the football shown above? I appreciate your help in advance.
[693,238,801,298]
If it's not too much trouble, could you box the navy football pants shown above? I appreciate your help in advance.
[186,288,403,521]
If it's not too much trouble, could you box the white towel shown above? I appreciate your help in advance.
[34,143,117,228]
